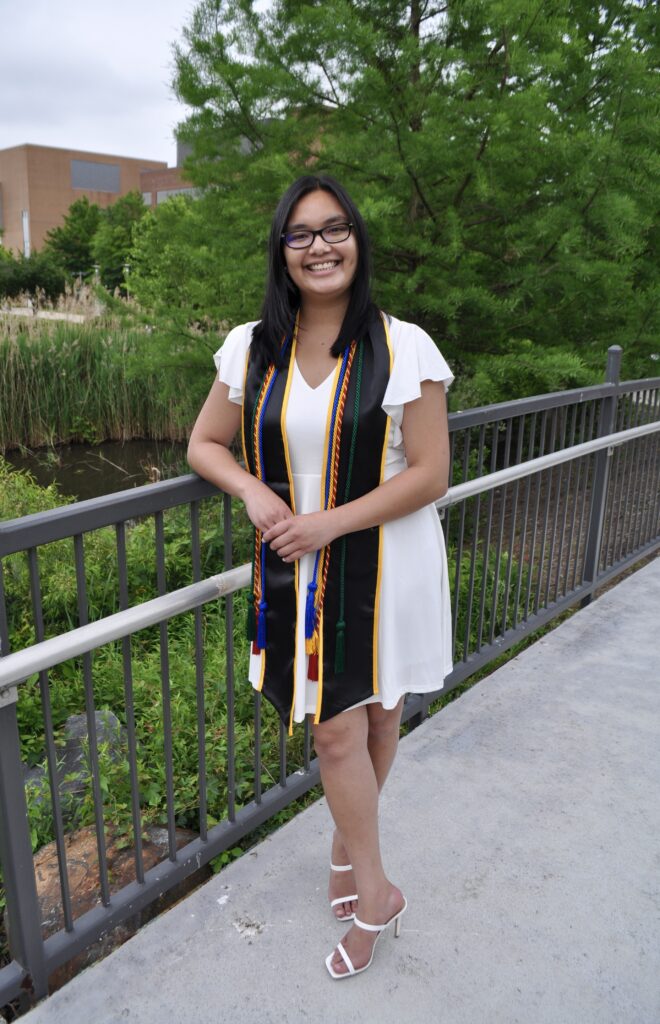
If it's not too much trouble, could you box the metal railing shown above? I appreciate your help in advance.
[0,346,659,1011]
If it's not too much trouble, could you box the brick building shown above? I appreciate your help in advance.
[0,144,167,255]
[140,141,197,207]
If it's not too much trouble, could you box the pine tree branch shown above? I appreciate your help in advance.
[316,55,342,108]
[388,110,438,223]
[452,126,490,207]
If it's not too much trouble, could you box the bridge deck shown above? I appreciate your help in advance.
[24,558,660,1024]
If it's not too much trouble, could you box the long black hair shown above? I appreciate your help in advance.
[251,175,377,371]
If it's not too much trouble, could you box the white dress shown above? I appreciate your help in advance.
[214,315,454,723]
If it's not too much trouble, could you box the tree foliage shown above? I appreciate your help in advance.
[43,196,101,277]
[91,191,149,291]
[0,250,67,301]
[128,0,660,386]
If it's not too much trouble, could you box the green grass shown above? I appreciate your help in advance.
[0,317,212,451]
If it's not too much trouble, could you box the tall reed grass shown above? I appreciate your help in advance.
[0,317,211,451]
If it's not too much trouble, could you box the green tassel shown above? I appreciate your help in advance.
[334,619,346,674]
[246,600,256,641]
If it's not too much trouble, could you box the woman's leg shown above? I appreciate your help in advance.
[314,704,405,973]
[328,698,405,917]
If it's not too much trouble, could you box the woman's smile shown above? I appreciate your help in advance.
[304,259,341,274]
[284,190,358,302]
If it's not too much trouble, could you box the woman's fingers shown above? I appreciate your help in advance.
[264,512,338,560]
[243,481,293,532]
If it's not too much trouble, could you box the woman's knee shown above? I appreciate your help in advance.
[312,710,367,764]
[367,702,403,744]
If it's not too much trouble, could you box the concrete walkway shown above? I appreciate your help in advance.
[25,559,660,1024]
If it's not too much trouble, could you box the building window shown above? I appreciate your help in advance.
[142,192,153,206]
[71,159,120,193]
[156,187,196,204]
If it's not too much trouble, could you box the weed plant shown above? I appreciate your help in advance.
[0,317,211,452]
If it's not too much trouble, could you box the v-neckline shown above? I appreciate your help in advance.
[294,356,336,392]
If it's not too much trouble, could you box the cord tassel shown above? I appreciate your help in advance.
[246,600,256,642]
[334,619,346,674]
[257,599,267,651]
[305,581,318,639]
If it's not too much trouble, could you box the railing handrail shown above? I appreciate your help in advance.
[1,417,657,696]
[3,371,657,557]
[0,475,219,559]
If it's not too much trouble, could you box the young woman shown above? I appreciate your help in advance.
[187,175,453,979]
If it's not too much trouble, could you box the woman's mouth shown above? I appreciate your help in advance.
[305,260,340,272]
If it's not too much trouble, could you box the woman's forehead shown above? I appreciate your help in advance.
[287,190,347,227]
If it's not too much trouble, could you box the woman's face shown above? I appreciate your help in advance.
[282,189,358,306]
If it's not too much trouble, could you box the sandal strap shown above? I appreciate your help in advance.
[335,942,355,975]
[330,895,358,909]
[330,862,353,872]
[353,915,385,933]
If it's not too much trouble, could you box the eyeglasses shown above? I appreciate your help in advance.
[281,222,353,249]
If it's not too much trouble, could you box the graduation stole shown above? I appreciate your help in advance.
[241,310,393,733]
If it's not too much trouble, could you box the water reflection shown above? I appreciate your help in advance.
[6,441,189,502]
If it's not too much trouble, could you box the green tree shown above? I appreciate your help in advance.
[43,196,101,277]
[145,0,658,386]
[92,191,149,292]
[0,249,66,301]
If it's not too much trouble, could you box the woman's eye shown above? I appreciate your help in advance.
[326,225,346,239]
[289,231,311,245]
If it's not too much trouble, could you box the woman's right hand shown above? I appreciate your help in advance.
[242,477,293,533]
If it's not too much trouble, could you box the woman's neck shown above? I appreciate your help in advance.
[298,297,349,344]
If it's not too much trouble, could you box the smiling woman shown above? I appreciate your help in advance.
[187,174,454,980]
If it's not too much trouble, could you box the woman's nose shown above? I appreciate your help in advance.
[308,232,331,255]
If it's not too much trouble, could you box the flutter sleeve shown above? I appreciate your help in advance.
[212,321,257,406]
[382,319,454,429]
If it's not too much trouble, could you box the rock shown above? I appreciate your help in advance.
[23,823,211,993]
[23,711,129,829]
[60,710,126,780]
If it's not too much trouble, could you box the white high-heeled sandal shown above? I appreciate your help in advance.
[325,897,408,979]
[329,862,358,921]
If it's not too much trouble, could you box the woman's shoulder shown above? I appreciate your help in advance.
[380,312,454,394]
[213,320,261,385]
[221,320,261,351]
[381,313,436,354]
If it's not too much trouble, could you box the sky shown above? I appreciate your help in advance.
[0,0,198,166]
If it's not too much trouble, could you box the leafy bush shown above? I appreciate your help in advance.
[450,341,598,410]
[0,250,66,301]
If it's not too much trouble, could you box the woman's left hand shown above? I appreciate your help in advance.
[263,511,339,562]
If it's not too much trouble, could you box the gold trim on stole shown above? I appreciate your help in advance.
[313,356,344,725]
[282,328,299,736]
[372,313,394,694]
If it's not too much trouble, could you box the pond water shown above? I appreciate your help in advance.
[5,440,189,502]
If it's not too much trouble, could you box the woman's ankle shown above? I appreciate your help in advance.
[353,880,401,920]
[331,829,350,866]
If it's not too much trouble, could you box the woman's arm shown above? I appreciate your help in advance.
[264,379,449,561]
[187,378,293,532]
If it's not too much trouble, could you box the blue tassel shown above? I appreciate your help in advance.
[257,599,267,650]
[305,581,317,639]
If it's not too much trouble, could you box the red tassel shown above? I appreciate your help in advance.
[307,653,319,681]
[252,640,261,655]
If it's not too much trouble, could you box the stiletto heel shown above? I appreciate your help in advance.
[325,897,408,979]
[329,862,358,921]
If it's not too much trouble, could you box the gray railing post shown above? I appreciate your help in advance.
[0,690,49,1004]
[581,345,622,606]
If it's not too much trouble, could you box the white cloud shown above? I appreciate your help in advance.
[0,0,197,164]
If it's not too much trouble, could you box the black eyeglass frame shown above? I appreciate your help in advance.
[281,222,354,250]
